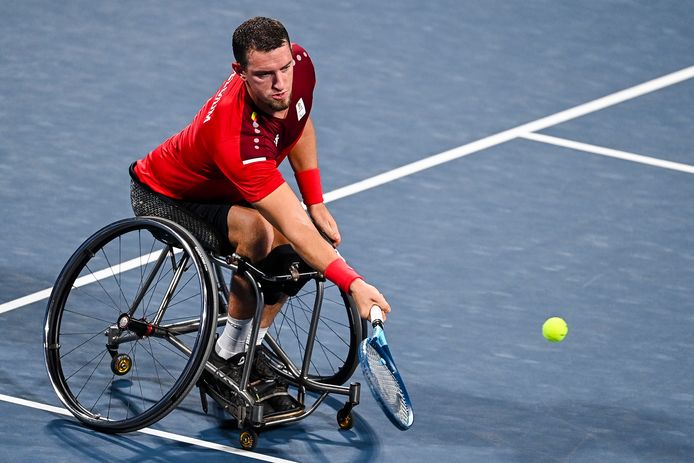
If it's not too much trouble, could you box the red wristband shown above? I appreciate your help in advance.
[324,258,363,294]
[295,168,324,205]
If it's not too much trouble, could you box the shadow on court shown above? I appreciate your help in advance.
[45,418,230,463]
[192,396,381,462]
[255,416,378,463]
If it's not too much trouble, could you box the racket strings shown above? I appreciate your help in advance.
[364,345,411,424]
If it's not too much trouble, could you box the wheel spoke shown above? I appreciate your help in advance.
[267,281,361,384]
[45,218,214,431]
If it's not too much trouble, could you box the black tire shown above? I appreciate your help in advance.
[44,217,217,432]
[264,279,367,386]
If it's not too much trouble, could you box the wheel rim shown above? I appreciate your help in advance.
[44,218,215,431]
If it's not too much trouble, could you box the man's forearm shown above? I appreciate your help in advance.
[254,183,336,271]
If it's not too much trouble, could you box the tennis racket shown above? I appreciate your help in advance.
[358,305,414,430]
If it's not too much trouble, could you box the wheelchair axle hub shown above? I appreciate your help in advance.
[118,313,155,337]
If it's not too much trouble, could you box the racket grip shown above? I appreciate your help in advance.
[319,230,340,251]
[370,306,384,326]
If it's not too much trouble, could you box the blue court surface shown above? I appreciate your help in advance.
[2,1,694,462]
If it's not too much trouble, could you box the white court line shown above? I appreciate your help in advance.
[324,65,694,202]
[520,132,694,174]
[0,250,165,316]
[2,64,694,316]
[0,394,298,463]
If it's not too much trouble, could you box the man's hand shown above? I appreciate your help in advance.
[308,203,341,247]
[349,278,391,321]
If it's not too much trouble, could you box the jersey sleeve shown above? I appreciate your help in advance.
[230,159,286,203]
[212,139,286,203]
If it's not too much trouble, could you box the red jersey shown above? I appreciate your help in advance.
[135,43,315,204]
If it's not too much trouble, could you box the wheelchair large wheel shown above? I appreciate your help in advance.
[44,217,217,433]
[265,280,367,386]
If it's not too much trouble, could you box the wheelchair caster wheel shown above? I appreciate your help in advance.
[239,428,259,450]
[337,408,354,430]
[111,354,132,376]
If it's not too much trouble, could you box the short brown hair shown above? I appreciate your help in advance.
[232,17,290,68]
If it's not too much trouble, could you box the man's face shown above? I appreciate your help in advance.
[236,42,294,116]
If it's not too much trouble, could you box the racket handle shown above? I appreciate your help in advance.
[370,305,384,327]
[319,230,339,251]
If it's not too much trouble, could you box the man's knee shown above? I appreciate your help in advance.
[257,244,312,304]
[228,208,274,262]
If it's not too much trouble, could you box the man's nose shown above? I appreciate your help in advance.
[273,71,286,90]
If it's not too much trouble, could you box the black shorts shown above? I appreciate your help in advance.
[178,200,232,241]
[129,162,249,249]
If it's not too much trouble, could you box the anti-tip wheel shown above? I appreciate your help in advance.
[111,354,132,376]
[239,428,259,450]
[337,408,354,430]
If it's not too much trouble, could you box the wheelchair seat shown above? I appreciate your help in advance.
[130,177,232,255]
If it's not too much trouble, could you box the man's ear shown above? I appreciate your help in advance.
[232,62,246,80]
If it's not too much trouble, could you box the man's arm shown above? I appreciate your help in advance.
[288,116,318,172]
[288,117,341,246]
[253,182,389,319]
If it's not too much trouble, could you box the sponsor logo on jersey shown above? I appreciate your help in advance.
[296,98,306,121]
[203,72,235,124]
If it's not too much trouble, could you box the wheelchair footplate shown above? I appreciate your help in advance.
[196,372,307,426]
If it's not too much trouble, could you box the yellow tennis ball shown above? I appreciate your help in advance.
[542,317,568,342]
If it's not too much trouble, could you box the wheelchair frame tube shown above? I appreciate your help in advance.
[152,253,190,326]
[299,279,324,380]
[209,254,354,397]
[167,331,255,405]
[126,245,172,318]
[214,262,230,314]
[239,268,264,392]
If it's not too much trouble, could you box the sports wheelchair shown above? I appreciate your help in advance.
[43,180,366,450]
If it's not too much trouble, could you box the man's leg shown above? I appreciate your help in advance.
[208,205,302,416]
[215,205,288,358]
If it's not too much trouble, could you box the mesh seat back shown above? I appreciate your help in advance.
[130,179,229,254]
